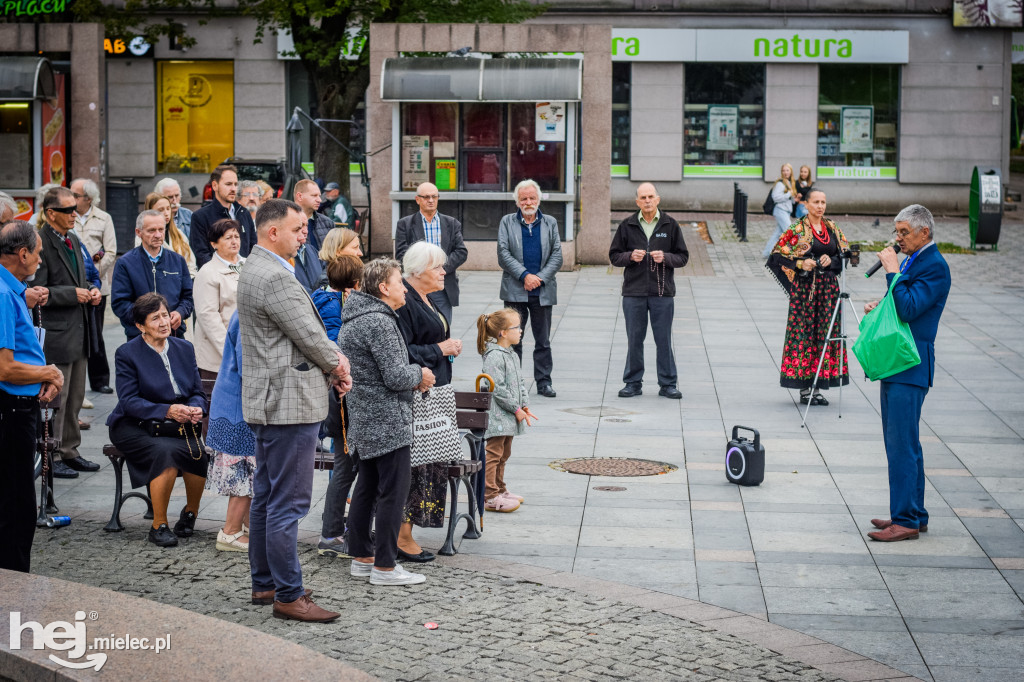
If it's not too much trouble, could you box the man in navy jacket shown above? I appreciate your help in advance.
[864,204,951,543]
[608,183,689,399]
[111,211,194,340]
[190,165,256,269]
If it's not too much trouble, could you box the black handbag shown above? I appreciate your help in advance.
[762,187,776,215]
[144,420,206,460]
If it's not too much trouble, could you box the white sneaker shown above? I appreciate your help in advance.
[369,563,426,586]
[350,559,373,577]
[81,397,94,409]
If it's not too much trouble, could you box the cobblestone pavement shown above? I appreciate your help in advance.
[31,520,840,682]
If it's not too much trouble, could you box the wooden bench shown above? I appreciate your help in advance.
[439,389,492,556]
[102,444,154,532]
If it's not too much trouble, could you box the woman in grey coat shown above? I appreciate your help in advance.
[337,258,435,586]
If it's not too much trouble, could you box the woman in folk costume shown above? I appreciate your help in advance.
[766,188,850,406]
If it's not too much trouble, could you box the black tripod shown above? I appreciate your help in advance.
[801,246,861,428]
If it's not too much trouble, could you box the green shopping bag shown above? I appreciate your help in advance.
[851,273,921,381]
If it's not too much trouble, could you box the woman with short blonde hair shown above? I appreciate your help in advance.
[319,227,363,263]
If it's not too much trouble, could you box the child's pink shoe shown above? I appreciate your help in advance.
[502,491,524,503]
[485,496,520,513]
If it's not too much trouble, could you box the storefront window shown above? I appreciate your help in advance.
[157,61,234,174]
[401,102,567,193]
[817,65,899,180]
[683,63,764,178]
[401,103,457,190]
[0,102,32,188]
[612,63,630,174]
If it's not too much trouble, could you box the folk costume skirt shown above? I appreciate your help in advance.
[779,273,850,390]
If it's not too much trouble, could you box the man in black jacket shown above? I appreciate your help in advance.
[394,182,468,322]
[190,165,257,268]
[608,183,689,399]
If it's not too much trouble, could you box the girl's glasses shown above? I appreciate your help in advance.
[507,325,521,331]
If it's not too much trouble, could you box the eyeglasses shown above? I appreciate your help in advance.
[72,193,89,200]
[47,205,77,215]
[417,194,439,200]
[891,228,915,238]
[507,325,521,331]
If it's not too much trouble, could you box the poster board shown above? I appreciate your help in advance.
[535,102,566,142]
[706,105,739,151]
[402,135,430,190]
[435,159,457,191]
[840,106,873,154]
[42,73,67,186]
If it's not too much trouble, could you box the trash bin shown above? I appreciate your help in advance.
[105,179,140,254]
[968,166,1002,250]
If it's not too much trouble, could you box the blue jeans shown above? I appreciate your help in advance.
[880,381,929,529]
[248,422,319,602]
[762,205,793,258]
[622,296,677,388]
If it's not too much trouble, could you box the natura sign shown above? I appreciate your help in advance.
[611,29,909,64]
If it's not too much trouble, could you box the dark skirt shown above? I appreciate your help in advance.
[404,462,448,528]
[779,273,850,390]
[109,419,209,490]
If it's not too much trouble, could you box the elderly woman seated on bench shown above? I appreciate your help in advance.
[106,292,209,548]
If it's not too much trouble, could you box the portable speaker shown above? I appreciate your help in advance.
[725,425,764,487]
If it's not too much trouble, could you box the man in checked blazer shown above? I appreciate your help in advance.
[35,187,103,477]
[394,182,468,322]
[237,199,351,623]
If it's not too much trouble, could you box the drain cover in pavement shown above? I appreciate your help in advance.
[549,457,678,477]
[593,486,627,492]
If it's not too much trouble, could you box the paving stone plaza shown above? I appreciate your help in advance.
[24,211,1024,681]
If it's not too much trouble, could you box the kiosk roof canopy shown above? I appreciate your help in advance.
[0,57,56,101]
[382,57,583,102]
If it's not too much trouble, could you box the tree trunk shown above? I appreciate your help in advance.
[310,68,366,199]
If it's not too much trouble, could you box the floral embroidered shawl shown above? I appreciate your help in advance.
[765,216,849,296]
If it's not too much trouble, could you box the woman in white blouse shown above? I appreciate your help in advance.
[193,218,244,380]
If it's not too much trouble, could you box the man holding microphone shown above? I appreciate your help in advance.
[863,205,950,542]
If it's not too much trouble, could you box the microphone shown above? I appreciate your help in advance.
[865,243,900,278]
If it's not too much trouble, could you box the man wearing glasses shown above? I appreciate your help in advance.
[863,205,951,543]
[394,182,468,322]
[34,187,103,479]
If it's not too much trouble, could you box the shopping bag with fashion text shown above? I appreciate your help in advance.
[851,273,921,381]
[410,384,463,467]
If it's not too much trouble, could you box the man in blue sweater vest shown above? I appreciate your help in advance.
[497,179,563,398]
[864,204,951,542]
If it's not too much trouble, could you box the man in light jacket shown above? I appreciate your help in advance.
[497,179,562,398]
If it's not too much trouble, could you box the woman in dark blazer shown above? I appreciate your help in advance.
[394,242,463,563]
[106,292,208,548]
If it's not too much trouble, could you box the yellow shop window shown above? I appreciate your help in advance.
[157,61,234,174]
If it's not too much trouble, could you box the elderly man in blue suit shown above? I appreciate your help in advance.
[864,204,951,542]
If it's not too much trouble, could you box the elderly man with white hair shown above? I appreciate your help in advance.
[0,191,17,224]
[70,178,118,394]
[154,178,193,239]
[497,179,562,398]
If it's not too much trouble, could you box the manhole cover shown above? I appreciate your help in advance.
[593,486,627,492]
[561,406,636,418]
[550,457,678,477]
[604,417,631,423]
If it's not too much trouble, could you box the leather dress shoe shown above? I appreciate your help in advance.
[871,518,927,533]
[659,386,683,400]
[65,456,100,472]
[618,384,642,398]
[78,419,91,430]
[51,459,80,479]
[272,595,340,623]
[252,588,312,606]
[94,385,114,394]
[537,384,556,398]
[397,548,436,563]
[868,524,919,542]
[173,506,197,537]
